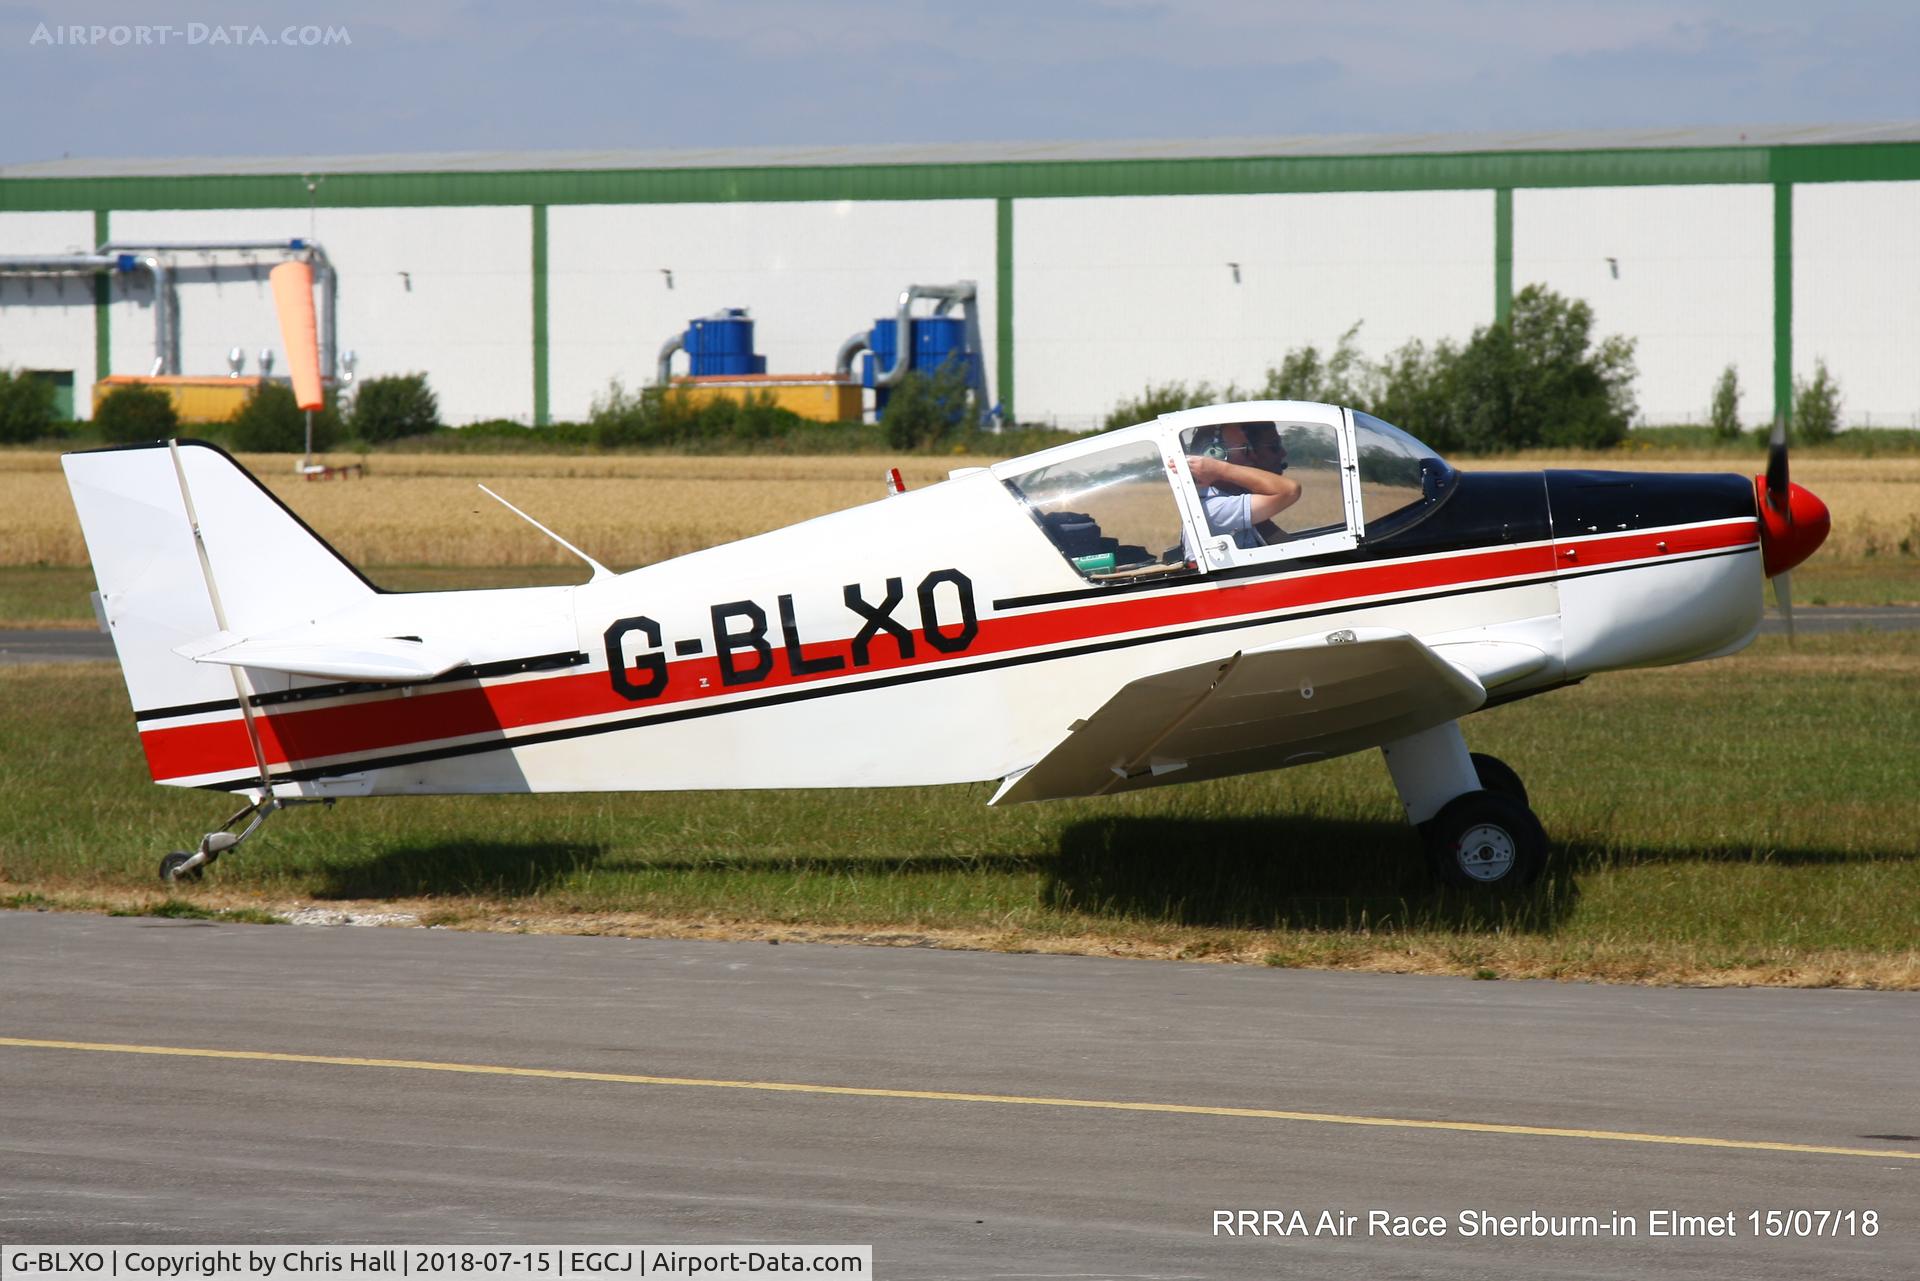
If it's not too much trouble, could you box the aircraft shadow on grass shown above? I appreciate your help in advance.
[313,841,1046,900]
[1563,840,1912,869]
[1043,815,1583,933]
[314,841,607,900]
[302,823,1894,925]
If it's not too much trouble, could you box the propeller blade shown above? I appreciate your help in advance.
[1765,416,1791,521]
[1773,571,1795,647]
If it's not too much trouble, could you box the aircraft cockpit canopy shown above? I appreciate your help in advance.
[1002,437,1190,583]
[1001,406,1458,585]
[1350,409,1457,534]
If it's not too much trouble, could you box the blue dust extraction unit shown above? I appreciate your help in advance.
[850,281,991,424]
[683,308,766,375]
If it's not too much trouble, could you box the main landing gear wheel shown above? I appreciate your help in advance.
[1469,752,1528,808]
[159,851,203,884]
[1424,790,1547,891]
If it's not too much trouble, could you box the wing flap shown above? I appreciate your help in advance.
[994,628,1486,804]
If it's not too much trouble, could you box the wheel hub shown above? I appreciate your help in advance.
[1454,823,1517,882]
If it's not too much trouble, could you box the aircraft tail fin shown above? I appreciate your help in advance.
[61,440,377,745]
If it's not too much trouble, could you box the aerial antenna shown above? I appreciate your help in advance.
[477,484,614,582]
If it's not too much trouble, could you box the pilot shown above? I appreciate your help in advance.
[1185,423,1302,548]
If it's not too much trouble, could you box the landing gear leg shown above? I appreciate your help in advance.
[159,793,284,884]
[1381,722,1547,890]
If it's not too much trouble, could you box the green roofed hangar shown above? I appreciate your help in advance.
[3,122,1919,430]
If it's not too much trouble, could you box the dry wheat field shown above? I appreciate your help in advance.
[3,448,1916,572]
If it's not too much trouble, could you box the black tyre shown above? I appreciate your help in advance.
[1424,791,1547,890]
[159,851,202,884]
[1469,752,1528,808]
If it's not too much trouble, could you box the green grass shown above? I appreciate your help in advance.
[1,634,1916,984]
[0,566,102,627]
[1792,563,1920,607]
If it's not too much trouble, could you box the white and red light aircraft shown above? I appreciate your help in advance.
[62,402,1829,891]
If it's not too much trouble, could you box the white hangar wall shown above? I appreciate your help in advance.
[1512,185,1774,427]
[547,199,997,424]
[106,207,532,424]
[1014,191,1495,430]
[0,212,101,399]
[1796,181,1920,426]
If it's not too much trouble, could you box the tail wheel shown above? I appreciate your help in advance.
[159,851,203,884]
[1425,790,1547,890]
[1469,753,1528,808]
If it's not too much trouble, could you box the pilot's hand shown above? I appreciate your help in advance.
[1186,455,1222,486]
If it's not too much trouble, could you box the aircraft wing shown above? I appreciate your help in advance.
[992,627,1496,804]
[175,629,466,682]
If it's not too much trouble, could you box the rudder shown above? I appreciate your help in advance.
[61,440,376,756]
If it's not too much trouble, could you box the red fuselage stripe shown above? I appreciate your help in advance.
[138,524,1754,782]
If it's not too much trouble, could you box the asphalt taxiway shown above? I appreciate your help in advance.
[2,912,1913,1278]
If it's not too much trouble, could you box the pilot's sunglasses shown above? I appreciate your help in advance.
[1225,441,1288,462]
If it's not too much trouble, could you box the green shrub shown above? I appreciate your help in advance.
[588,379,660,448]
[882,358,976,451]
[1709,365,1742,441]
[348,372,440,443]
[1103,378,1241,431]
[1794,360,1841,444]
[588,379,816,450]
[0,368,59,444]
[1098,287,1636,454]
[228,381,339,453]
[1259,322,1369,405]
[1367,337,1460,442]
[1481,284,1637,450]
[92,382,179,444]
[1259,285,1637,454]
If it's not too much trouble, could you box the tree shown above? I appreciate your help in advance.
[1103,378,1238,431]
[1259,322,1369,406]
[93,382,180,443]
[1497,284,1638,449]
[1253,286,1637,453]
[348,372,440,443]
[0,368,58,444]
[229,381,339,452]
[1708,365,1741,441]
[883,358,976,451]
[1793,360,1841,444]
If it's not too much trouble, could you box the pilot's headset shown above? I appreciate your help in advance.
[1195,428,1230,460]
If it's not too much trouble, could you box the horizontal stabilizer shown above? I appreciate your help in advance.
[176,631,465,682]
[994,627,1486,804]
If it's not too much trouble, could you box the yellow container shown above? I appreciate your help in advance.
[670,375,863,423]
[94,375,262,424]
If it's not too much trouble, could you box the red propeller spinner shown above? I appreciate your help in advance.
[1754,420,1831,578]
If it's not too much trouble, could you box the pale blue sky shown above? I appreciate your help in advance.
[2,1,1917,165]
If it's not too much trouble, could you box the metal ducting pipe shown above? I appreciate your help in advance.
[873,281,978,388]
[99,239,335,381]
[656,332,685,386]
[142,256,173,375]
[0,255,117,270]
[0,253,171,375]
[833,329,870,380]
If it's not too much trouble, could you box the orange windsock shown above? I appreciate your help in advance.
[269,260,324,411]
